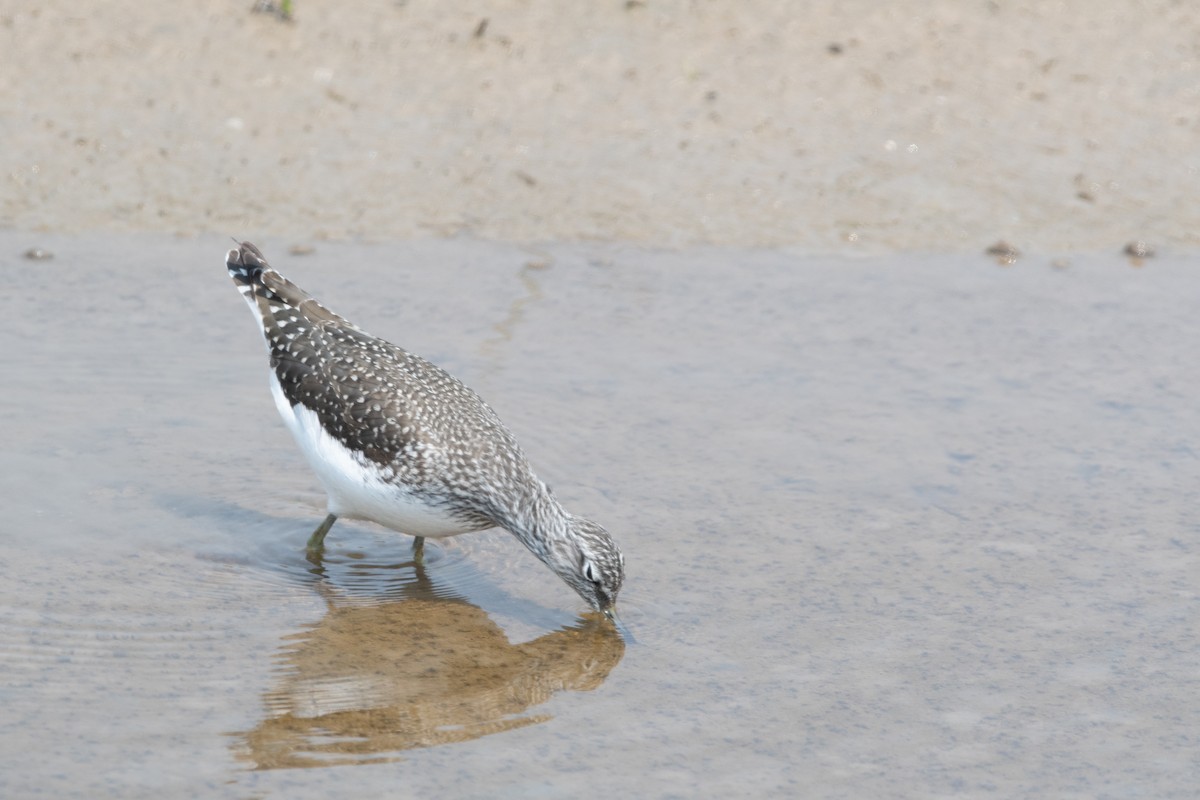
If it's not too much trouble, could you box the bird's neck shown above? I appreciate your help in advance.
[498,479,572,561]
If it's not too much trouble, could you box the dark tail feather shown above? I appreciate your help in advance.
[226,241,270,287]
[225,241,355,330]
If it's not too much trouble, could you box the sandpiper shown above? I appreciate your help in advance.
[226,243,624,617]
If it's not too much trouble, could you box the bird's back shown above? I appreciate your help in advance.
[227,242,538,528]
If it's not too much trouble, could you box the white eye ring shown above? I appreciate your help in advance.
[582,560,599,583]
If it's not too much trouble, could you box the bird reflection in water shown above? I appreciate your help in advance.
[231,553,625,769]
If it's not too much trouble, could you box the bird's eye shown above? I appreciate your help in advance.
[582,559,599,584]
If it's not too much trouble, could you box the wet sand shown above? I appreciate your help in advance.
[2,234,1199,797]
[3,0,1199,251]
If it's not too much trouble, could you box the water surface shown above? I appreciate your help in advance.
[1,234,1197,797]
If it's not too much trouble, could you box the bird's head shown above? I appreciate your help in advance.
[546,516,625,619]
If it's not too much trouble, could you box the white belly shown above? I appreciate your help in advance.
[269,373,480,538]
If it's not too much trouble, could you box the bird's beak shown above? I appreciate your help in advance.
[603,606,635,642]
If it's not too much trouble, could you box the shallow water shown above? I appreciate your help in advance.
[1,234,1197,797]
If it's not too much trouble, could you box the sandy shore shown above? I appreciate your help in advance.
[2,0,1197,252]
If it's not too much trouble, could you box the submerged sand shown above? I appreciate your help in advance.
[4,234,1200,798]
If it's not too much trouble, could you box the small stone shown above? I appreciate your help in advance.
[1123,241,1154,259]
[23,247,53,260]
[288,244,315,256]
[984,240,1020,265]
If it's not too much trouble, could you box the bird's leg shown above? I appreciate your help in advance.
[306,513,337,554]
[412,535,425,563]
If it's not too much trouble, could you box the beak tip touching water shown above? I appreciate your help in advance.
[601,606,636,643]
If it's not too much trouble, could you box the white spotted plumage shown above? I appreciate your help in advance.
[226,242,625,615]
[267,370,472,538]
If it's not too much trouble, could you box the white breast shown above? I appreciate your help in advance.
[268,372,483,539]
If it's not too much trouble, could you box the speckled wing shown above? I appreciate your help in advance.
[226,242,529,524]
[283,323,532,502]
[227,242,419,464]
